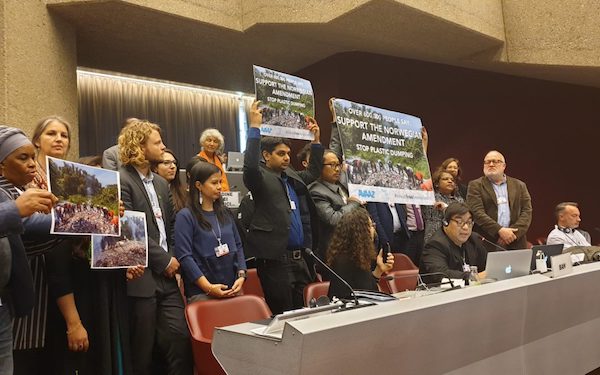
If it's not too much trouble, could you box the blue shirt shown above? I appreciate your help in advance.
[490,176,510,228]
[284,175,304,249]
[174,208,246,298]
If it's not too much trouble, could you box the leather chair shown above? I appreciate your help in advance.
[185,295,272,375]
[380,269,419,293]
[378,253,419,293]
[390,252,418,271]
[240,268,265,298]
[303,281,331,306]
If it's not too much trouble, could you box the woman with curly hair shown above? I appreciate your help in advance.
[326,208,394,299]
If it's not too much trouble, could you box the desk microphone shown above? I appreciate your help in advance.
[383,272,459,290]
[479,235,507,251]
[304,248,359,307]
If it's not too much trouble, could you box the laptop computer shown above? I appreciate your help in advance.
[485,249,532,281]
[530,244,564,270]
[227,151,244,171]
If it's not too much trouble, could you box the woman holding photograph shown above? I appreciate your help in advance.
[44,156,144,375]
[175,161,246,302]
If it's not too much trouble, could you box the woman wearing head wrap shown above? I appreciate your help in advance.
[12,116,74,374]
[0,125,56,374]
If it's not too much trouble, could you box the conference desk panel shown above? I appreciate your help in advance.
[213,263,600,374]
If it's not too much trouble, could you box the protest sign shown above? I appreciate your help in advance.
[332,99,434,205]
[253,65,315,140]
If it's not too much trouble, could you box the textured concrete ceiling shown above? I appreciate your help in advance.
[47,0,600,92]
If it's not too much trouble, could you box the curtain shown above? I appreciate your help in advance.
[77,72,243,165]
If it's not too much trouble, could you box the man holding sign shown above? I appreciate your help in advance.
[243,101,323,315]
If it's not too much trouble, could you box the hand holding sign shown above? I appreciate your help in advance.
[250,100,262,129]
[306,115,320,144]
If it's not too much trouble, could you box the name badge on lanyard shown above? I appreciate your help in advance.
[152,206,163,220]
[497,196,508,205]
[290,200,297,210]
[215,243,230,257]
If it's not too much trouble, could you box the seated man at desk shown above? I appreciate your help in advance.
[420,202,487,283]
[546,202,591,248]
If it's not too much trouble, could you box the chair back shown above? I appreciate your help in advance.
[185,295,272,375]
[383,269,419,293]
[303,281,331,306]
[241,268,265,298]
[391,253,418,271]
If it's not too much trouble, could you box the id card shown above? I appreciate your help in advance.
[290,200,297,210]
[497,196,508,205]
[215,243,230,257]
[462,263,471,272]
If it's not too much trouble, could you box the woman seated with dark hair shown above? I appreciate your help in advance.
[326,209,394,300]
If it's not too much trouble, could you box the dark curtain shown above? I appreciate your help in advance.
[77,71,242,164]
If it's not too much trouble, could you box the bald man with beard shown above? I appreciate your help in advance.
[466,150,532,251]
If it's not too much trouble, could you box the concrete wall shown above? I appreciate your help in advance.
[1,0,78,157]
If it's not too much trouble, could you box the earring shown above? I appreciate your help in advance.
[198,195,203,204]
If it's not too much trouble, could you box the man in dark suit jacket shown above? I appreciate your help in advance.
[367,202,411,253]
[421,202,487,284]
[243,102,322,315]
[309,150,362,265]
[467,150,532,251]
[118,120,192,375]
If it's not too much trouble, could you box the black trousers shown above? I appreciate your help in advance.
[406,230,425,268]
[128,277,192,375]
[256,256,312,315]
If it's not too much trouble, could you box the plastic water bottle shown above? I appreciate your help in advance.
[469,266,480,286]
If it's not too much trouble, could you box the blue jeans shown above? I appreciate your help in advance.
[0,303,13,375]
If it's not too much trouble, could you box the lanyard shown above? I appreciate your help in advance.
[209,217,223,245]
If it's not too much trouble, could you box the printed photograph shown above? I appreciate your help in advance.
[48,156,121,236]
[91,210,148,269]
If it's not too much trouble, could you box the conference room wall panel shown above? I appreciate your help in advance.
[297,52,600,242]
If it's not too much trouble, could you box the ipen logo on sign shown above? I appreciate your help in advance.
[261,127,272,134]
[358,190,375,199]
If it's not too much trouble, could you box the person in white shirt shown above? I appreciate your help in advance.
[546,202,591,249]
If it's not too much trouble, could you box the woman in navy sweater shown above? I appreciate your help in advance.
[175,161,246,302]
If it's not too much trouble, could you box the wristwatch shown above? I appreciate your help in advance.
[237,270,247,279]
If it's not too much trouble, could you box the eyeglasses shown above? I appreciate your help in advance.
[483,159,504,166]
[160,160,177,167]
[323,163,342,170]
[450,218,474,228]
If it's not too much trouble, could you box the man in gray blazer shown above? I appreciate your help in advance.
[467,150,532,251]
[309,149,362,263]
[118,120,192,375]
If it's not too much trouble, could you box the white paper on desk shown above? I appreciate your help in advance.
[570,253,585,264]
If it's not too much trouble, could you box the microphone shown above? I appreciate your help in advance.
[304,248,359,307]
[383,271,461,292]
[479,235,507,251]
